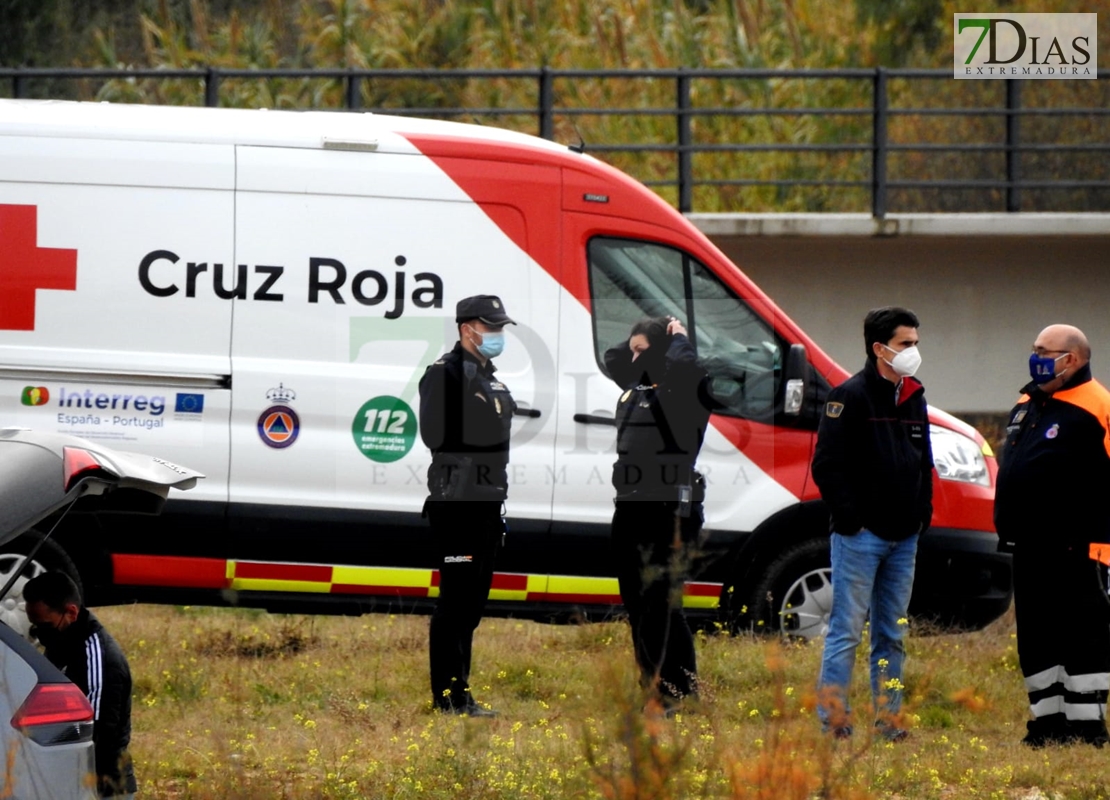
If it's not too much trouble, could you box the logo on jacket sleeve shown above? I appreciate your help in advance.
[1045,423,1060,439]
[825,401,845,418]
[0,205,78,331]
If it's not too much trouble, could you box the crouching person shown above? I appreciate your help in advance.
[25,572,137,799]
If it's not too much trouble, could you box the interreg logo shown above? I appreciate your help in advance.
[21,386,50,406]
[954,14,1097,79]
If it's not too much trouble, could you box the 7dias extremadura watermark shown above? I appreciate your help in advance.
[954,13,1097,79]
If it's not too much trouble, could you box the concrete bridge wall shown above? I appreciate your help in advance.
[692,214,1110,417]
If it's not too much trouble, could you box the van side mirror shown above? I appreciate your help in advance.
[783,343,808,416]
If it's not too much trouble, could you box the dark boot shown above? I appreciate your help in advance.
[1069,720,1109,748]
[1022,715,1071,748]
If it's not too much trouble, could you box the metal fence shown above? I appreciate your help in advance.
[3,66,1108,217]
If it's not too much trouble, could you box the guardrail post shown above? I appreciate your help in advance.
[871,67,888,219]
[1006,79,1021,212]
[538,67,554,140]
[346,70,361,110]
[13,71,25,99]
[677,68,692,213]
[204,67,220,107]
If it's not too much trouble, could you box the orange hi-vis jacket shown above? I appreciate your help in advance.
[995,364,1110,550]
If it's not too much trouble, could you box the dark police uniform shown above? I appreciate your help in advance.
[995,363,1110,747]
[419,295,515,715]
[604,330,711,705]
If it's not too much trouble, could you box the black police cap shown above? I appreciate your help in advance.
[455,295,516,326]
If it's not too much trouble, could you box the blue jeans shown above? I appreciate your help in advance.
[817,529,919,730]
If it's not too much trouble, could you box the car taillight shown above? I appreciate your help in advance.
[11,683,95,745]
[62,446,103,492]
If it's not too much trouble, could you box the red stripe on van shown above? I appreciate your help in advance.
[234,562,333,583]
[683,581,722,597]
[112,554,229,589]
[491,573,529,591]
[401,133,836,498]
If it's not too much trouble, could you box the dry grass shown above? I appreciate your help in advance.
[93,602,1110,800]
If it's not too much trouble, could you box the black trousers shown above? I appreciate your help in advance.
[611,499,702,700]
[1013,543,1110,739]
[426,500,503,711]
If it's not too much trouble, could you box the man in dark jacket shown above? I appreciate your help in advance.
[419,294,516,717]
[995,323,1110,748]
[605,315,712,714]
[24,571,137,799]
[811,307,933,741]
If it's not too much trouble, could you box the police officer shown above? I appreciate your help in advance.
[419,294,516,716]
[605,315,711,714]
[995,324,1110,748]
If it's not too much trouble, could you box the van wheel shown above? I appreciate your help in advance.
[0,532,84,640]
[750,538,832,641]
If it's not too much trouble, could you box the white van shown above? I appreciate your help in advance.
[0,99,1010,637]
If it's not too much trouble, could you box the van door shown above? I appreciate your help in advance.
[229,146,558,586]
[550,215,815,587]
[0,136,234,550]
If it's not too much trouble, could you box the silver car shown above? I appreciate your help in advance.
[0,428,201,799]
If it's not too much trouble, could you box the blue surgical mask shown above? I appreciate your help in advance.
[469,328,505,359]
[1029,352,1067,385]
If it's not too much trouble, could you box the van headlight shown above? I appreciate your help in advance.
[930,425,990,486]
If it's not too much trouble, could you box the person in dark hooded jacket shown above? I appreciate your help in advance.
[24,571,137,799]
[604,315,712,714]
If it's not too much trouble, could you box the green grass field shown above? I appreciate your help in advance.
[99,602,1108,799]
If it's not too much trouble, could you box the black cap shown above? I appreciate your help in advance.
[455,295,516,326]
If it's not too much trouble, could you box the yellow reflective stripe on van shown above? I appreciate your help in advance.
[332,564,437,591]
[540,575,622,604]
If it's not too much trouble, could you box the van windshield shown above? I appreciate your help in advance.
[588,237,786,422]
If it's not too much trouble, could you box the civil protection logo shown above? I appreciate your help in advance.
[954,13,1097,80]
[258,405,300,448]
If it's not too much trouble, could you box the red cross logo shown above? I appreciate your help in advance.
[0,204,78,331]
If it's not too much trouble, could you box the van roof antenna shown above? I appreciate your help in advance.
[568,122,586,154]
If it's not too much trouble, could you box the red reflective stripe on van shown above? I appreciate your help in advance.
[234,562,333,583]
[491,573,529,591]
[683,581,721,597]
[112,554,230,589]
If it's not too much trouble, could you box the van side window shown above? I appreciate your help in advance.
[588,237,785,422]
